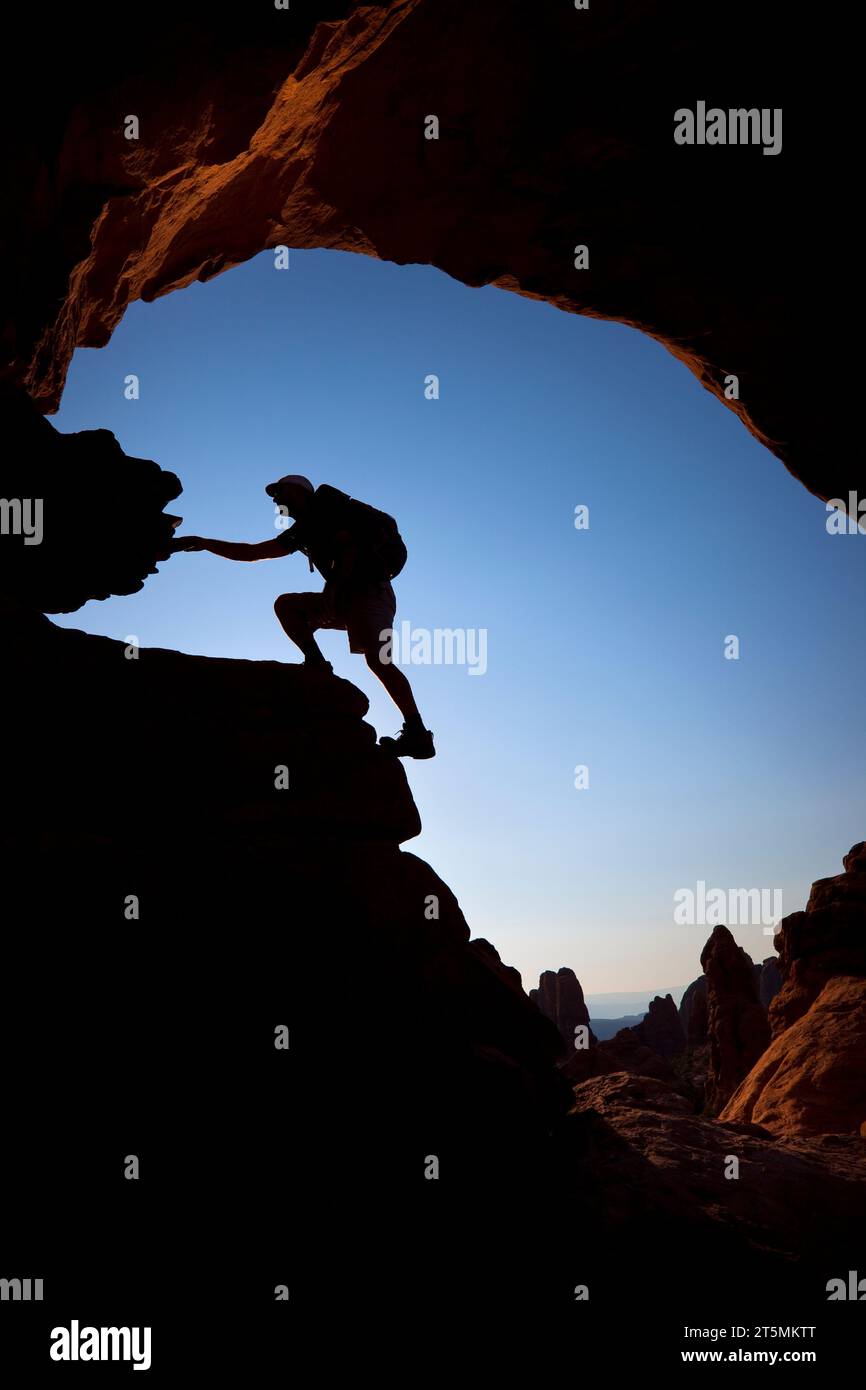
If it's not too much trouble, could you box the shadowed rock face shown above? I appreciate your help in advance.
[565,1071,866,1284]
[2,604,571,1193]
[701,926,771,1115]
[630,992,686,1057]
[679,974,708,1043]
[560,995,695,1101]
[759,956,783,1009]
[682,960,780,1029]
[530,966,594,1053]
[563,1027,678,1088]
[0,384,181,613]
[4,605,421,849]
[15,609,862,1311]
[0,0,854,518]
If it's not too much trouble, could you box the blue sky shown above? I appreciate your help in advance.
[52,248,866,995]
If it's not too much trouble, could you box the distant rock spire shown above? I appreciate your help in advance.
[530,967,596,1050]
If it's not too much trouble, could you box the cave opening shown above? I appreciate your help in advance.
[47,245,866,1001]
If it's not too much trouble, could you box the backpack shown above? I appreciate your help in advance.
[317,484,408,581]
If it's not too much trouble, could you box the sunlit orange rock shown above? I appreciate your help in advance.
[720,976,866,1136]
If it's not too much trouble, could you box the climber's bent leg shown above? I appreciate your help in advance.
[274,593,329,665]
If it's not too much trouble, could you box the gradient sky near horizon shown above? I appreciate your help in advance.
[51,248,866,998]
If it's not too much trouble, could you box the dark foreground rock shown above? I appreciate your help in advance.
[2,607,864,1335]
[562,1071,866,1302]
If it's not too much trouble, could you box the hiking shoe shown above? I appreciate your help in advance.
[379,723,436,759]
[301,659,334,675]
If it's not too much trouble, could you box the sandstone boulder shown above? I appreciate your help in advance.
[720,976,866,1136]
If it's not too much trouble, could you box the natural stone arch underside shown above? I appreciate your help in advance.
[3,0,851,513]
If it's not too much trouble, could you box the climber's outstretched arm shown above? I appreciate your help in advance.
[171,536,287,561]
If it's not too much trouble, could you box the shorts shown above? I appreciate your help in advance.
[277,580,396,655]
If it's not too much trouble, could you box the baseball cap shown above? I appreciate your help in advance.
[265,474,314,498]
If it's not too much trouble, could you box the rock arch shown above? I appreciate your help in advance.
[1,1,851,614]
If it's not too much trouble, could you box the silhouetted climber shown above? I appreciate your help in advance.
[172,475,435,759]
